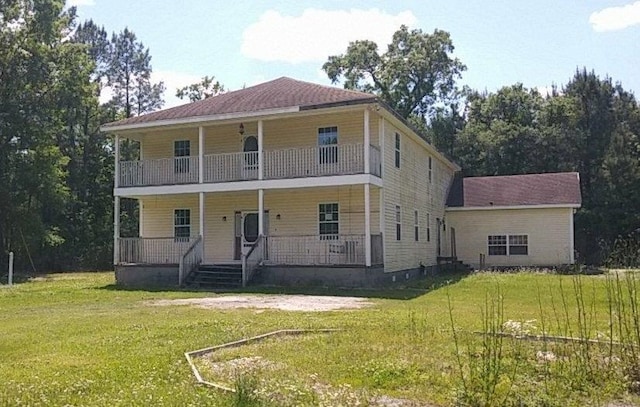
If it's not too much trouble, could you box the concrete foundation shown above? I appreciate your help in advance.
[115,264,179,289]
[252,264,440,288]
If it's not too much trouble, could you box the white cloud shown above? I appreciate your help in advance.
[241,8,418,63]
[589,1,640,32]
[66,0,95,6]
[536,85,560,98]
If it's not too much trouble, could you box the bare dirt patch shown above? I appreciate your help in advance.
[148,294,374,312]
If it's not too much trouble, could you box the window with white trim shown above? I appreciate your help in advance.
[395,205,401,240]
[174,140,191,173]
[428,156,433,183]
[174,209,191,240]
[319,203,339,240]
[394,133,401,168]
[318,126,338,164]
[414,210,419,241]
[509,235,529,255]
[427,213,431,242]
[488,234,528,256]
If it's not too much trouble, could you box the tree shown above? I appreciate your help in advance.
[0,0,96,271]
[176,75,225,102]
[108,28,165,118]
[454,84,547,176]
[323,25,466,124]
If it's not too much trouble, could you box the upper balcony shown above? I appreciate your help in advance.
[118,143,381,188]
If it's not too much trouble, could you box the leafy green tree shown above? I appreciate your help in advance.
[176,75,225,102]
[323,25,466,123]
[0,0,95,271]
[454,84,546,176]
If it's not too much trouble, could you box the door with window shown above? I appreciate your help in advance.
[318,127,338,173]
[242,136,258,179]
[234,211,269,258]
[174,140,191,182]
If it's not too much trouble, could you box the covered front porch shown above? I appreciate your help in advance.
[114,185,383,286]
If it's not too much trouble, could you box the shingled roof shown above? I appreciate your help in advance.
[102,77,377,129]
[447,172,582,208]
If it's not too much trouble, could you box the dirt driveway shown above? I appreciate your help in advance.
[149,294,374,312]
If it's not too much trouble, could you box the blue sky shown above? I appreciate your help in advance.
[69,0,640,108]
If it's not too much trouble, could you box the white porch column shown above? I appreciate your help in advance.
[364,109,370,174]
[113,134,120,265]
[199,192,205,259]
[378,118,385,235]
[258,189,264,235]
[364,183,371,267]
[198,126,204,183]
[258,120,264,180]
[114,134,120,188]
[114,196,120,265]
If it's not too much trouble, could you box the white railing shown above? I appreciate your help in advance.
[264,144,364,179]
[266,234,366,265]
[242,235,265,287]
[117,144,383,187]
[179,236,203,286]
[118,237,199,264]
[370,144,382,177]
[203,151,259,183]
[119,157,199,187]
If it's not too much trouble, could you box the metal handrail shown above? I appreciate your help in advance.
[178,235,203,286]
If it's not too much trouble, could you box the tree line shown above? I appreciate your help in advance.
[325,25,640,265]
[1,2,637,273]
[0,1,164,272]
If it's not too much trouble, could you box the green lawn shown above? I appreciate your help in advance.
[0,271,639,406]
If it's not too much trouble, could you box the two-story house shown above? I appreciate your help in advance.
[102,77,459,288]
[102,77,580,289]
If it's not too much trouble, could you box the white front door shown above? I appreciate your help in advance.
[241,212,259,255]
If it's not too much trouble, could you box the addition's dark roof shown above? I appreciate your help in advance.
[102,77,377,128]
[447,172,582,208]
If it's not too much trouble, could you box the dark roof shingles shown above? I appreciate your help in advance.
[447,172,582,207]
[103,77,376,128]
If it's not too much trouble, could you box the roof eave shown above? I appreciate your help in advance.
[446,203,582,211]
[100,106,302,133]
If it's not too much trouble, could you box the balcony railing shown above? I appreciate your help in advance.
[264,143,364,179]
[118,144,381,187]
[120,157,198,187]
[204,151,258,183]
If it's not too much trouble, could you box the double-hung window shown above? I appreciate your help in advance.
[428,156,433,183]
[174,209,191,241]
[414,210,419,241]
[318,126,338,164]
[488,234,528,255]
[319,203,339,240]
[174,140,191,173]
[426,213,431,242]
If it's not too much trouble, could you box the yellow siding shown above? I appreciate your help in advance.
[139,128,200,160]
[136,110,372,159]
[140,186,380,263]
[381,119,455,272]
[140,194,200,237]
[447,207,574,268]
[263,111,367,150]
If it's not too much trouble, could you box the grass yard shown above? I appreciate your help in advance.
[1,271,640,406]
